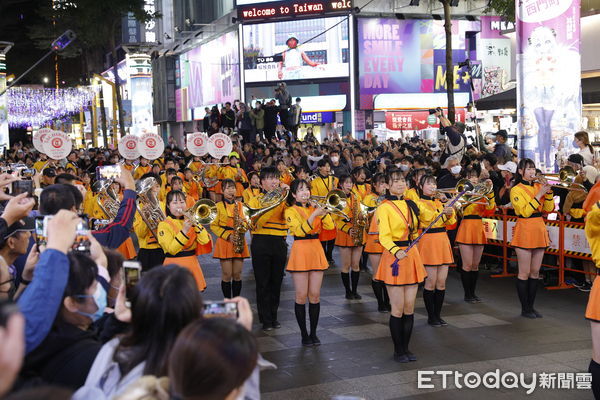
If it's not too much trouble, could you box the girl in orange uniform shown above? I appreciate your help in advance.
[456,168,495,303]
[363,173,389,312]
[285,179,335,346]
[374,170,426,363]
[584,203,600,397]
[242,172,261,204]
[218,153,247,200]
[510,158,554,318]
[310,159,338,265]
[210,179,250,299]
[157,190,211,291]
[335,174,366,300]
[417,174,456,327]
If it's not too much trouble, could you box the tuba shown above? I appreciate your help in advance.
[136,177,166,239]
[182,199,217,227]
[93,179,120,220]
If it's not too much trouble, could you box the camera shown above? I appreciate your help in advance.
[203,301,238,319]
[35,214,90,253]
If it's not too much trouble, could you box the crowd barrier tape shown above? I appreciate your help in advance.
[477,208,593,290]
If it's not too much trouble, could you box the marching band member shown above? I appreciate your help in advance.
[374,170,426,362]
[242,172,261,204]
[204,157,222,203]
[210,179,250,299]
[351,167,372,200]
[510,158,554,319]
[133,157,152,180]
[456,168,495,303]
[417,174,456,327]
[248,167,288,332]
[121,159,136,173]
[311,159,338,265]
[134,174,166,271]
[183,168,201,201]
[157,190,211,291]
[33,153,49,173]
[363,173,389,312]
[159,169,178,202]
[405,168,429,202]
[335,174,366,300]
[187,155,205,173]
[277,159,293,187]
[293,165,311,182]
[584,203,600,398]
[285,179,334,346]
[170,176,196,209]
[218,153,247,200]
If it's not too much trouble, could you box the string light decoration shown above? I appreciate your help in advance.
[7,87,96,128]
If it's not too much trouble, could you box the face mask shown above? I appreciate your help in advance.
[330,156,339,163]
[399,164,409,172]
[75,283,107,322]
[573,140,578,147]
[450,165,462,175]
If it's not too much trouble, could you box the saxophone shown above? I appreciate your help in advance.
[231,205,248,254]
[350,194,368,247]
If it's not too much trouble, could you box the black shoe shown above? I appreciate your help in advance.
[345,291,353,300]
[310,335,321,346]
[352,292,362,300]
[377,304,388,313]
[464,296,476,304]
[531,309,543,318]
[438,318,448,326]
[521,311,537,319]
[272,321,282,329]
[428,318,442,327]
[262,323,274,332]
[385,303,392,312]
[472,295,483,303]
[302,336,313,346]
[406,350,417,361]
[394,353,409,363]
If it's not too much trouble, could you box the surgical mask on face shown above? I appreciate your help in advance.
[330,156,339,163]
[450,165,462,175]
[573,140,578,147]
[399,164,409,172]
[75,284,107,322]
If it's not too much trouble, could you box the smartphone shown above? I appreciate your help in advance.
[0,300,19,328]
[11,180,34,196]
[123,261,142,307]
[72,216,91,254]
[202,301,238,319]
[91,218,111,231]
[35,216,48,248]
[95,165,121,181]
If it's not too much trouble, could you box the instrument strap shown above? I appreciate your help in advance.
[164,218,196,250]
[385,200,412,241]
[293,205,320,234]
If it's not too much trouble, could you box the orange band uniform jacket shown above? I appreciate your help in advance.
[218,165,248,197]
[242,187,261,205]
[248,193,288,237]
[310,175,339,241]
[210,200,250,259]
[416,196,456,267]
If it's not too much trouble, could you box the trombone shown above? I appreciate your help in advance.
[180,199,217,227]
[434,179,493,211]
[534,166,587,192]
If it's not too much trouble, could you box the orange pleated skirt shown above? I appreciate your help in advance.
[117,237,137,260]
[286,239,329,272]
[335,229,365,247]
[456,218,487,245]
[510,217,549,249]
[163,255,206,291]
[319,228,337,241]
[586,278,600,322]
[364,233,383,254]
[417,230,454,267]
[374,247,426,286]
[213,237,250,259]
[196,240,213,256]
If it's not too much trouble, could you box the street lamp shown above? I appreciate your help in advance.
[43,77,49,84]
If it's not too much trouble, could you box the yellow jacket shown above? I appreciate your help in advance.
[310,175,338,197]
[133,165,152,180]
[585,203,600,269]
[33,160,47,173]
[333,193,364,234]
[157,216,209,255]
[242,187,261,204]
[188,161,204,173]
[376,199,419,256]
[404,188,420,202]
[461,191,496,216]
[285,205,334,237]
[210,200,242,241]
[219,165,247,184]
[134,213,160,249]
[510,182,554,217]
[417,196,456,229]
[249,194,288,236]
[351,184,372,201]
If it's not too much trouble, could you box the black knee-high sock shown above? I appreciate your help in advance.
[351,270,360,294]
[423,289,436,320]
[434,289,445,319]
[527,278,538,311]
[516,278,529,312]
[221,281,232,299]
[401,314,414,353]
[471,271,479,297]
[460,268,471,298]
[309,302,320,337]
[382,284,390,306]
[341,272,351,294]
[295,303,308,338]
[589,359,600,399]
[371,280,385,308]
[232,280,242,297]
[326,240,335,261]
[389,315,404,355]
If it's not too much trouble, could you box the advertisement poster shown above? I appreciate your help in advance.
[243,16,349,82]
[477,16,512,98]
[516,0,581,172]
[183,31,240,109]
[357,19,479,109]
[386,109,465,131]
[131,76,155,135]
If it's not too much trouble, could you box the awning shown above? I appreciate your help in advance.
[475,77,600,110]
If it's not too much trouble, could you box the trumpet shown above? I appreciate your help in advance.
[434,179,493,206]
[534,166,587,192]
[310,189,349,218]
[180,199,217,227]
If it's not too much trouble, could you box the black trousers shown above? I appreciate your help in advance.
[137,247,165,272]
[251,235,288,325]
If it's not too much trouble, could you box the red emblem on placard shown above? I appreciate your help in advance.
[147,138,156,148]
[194,137,203,146]
[126,140,136,150]
[215,139,224,148]
[52,138,62,148]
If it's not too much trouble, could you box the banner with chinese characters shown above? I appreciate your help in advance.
[477,16,512,99]
[385,109,465,131]
[516,0,582,172]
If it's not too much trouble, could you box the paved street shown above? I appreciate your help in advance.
[197,241,593,400]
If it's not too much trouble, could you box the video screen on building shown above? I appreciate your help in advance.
[242,16,349,83]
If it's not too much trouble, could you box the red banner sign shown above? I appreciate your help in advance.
[385,109,466,131]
